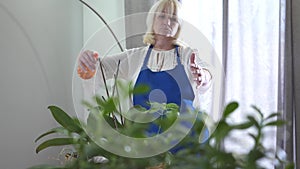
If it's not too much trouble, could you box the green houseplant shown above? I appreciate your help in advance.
[29,96,294,169]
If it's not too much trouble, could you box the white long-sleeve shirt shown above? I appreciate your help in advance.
[81,45,213,121]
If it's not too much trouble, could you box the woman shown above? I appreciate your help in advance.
[77,0,212,152]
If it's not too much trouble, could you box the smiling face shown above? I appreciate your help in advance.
[152,5,180,38]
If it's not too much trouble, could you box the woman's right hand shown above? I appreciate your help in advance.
[77,50,99,79]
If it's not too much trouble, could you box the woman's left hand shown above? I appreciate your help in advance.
[190,52,211,88]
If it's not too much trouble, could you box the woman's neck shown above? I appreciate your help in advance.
[153,35,175,50]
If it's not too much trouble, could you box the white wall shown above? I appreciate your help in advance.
[0,0,82,168]
[83,0,125,55]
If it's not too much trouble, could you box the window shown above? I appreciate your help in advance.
[182,0,281,168]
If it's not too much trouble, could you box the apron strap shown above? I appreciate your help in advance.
[141,45,154,69]
[175,45,182,66]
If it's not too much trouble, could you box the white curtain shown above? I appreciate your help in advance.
[225,1,280,168]
[182,0,281,168]
[225,0,279,115]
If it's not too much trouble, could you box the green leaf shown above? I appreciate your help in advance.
[248,133,257,141]
[84,142,114,158]
[95,96,117,115]
[155,111,178,131]
[251,105,263,118]
[264,120,286,127]
[102,97,117,114]
[27,164,67,169]
[247,115,260,128]
[132,84,150,94]
[48,106,83,133]
[81,100,95,110]
[35,127,67,142]
[248,149,264,162]
[95,95,105,106]
[72,117,83,128]
[223,102,239,118]
[103,114,121,129]
[285,163,295,169]
[36,138,77,154]
[232,121,254,130]
[166,103,179,111]
[265,112,281,120]
[127,105,148,114]
[212,121,232,142]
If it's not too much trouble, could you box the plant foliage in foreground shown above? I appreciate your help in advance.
[29,99,294,169]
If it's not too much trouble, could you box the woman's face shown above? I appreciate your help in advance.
[152,7,179,38]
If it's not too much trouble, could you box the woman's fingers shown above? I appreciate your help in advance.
[85,51,98,65]
[79,50,98,71]
[190,52,205,86]
[192,70,204,86]
[190,52,196,65]
[77,50,99,79]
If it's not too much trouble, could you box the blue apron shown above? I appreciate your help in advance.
[133,45,203,153]
[133,45,194,110]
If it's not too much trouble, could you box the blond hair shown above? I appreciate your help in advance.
[143,0,182,45]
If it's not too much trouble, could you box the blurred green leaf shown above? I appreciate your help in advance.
[86,109,100,131]
[265,112,281,120]
[48,106,83,133]
[103,115,121,129]
[95,95,105,106]
[223,102,239,118]
[104,97,117,114]
[248,133,257,141]
[285,163,295,169]
[120,121,149,138]
[264,120,286,127]
[149,102,179,131]
[247,115,260,128]
[132,84,150,94]
[251,105,264,118]
[213,121,232,143]
[36,138,77,153]
[73,117,84,128]
[155,112,178,131]
[81,100,94,110]
[35,127,67,142]
[27,165,67,169]
[126,105,148,117]
[84,141,114,159]
[246,149,265,165]
[96,97,117,115]
[166,103,179,111]
[232,121,254,130]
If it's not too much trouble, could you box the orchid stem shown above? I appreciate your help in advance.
[99,61,118,129]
